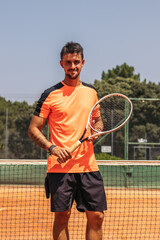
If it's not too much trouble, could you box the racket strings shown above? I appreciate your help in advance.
[90,96,130,133]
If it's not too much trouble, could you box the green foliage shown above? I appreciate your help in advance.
[94,63,140,100]
[0,97,47,159]
[95,153,123,160]
[101,63,140,81]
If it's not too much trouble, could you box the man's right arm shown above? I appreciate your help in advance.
[28,115,72,162]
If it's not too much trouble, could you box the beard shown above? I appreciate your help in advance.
[66,71,80,79]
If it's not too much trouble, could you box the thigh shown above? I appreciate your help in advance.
[75,171,107,212]
[47,173,76,212]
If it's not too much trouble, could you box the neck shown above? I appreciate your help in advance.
[63,77,81,87]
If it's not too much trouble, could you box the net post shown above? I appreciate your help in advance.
[124,100,129,160]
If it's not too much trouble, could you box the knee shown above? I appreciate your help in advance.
[87,211,104,229]
[93,212,104,227]
[55,209,71,226]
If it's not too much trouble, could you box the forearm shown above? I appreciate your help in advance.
[28,127,72,163]
[28,115,72,162]
[93,116,104,132]
[28,127,51,151]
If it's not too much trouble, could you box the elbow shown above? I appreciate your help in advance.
[28,126,32,138]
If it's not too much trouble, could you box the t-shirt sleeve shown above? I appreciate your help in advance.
[34,91,51,119]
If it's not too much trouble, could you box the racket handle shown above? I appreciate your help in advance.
[70,140,82,153]
[57,141,81,163]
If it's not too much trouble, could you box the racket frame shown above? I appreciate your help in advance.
[82,93,133,141]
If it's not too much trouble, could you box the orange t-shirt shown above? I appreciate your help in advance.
[34,81,99,173]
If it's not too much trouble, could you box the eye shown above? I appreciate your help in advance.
[74,60,80,65]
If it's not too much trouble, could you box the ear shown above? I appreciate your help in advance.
[82,59,85,67]
[60,60,64,68]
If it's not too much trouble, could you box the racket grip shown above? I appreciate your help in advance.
[57,141,81,163]
[70,140,81,153]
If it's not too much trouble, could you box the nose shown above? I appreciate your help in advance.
[70,62,76,69]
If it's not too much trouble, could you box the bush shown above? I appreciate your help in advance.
[95,153,123,160]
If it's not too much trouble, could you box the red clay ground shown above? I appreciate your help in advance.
[0,186,160,240]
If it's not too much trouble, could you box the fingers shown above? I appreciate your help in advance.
[57,149,72,164]
[88,135,99,142]
[51,146,72,164]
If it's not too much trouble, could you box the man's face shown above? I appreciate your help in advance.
[60,53,85,79]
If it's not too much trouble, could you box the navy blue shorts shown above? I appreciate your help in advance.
[46,171,107,212]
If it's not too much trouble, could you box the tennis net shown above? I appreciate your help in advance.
[0,160,160,240]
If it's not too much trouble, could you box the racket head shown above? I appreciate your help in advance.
[88,93,133,134]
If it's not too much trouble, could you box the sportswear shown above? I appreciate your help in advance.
[34,81,99,173]
[47,172,107,212]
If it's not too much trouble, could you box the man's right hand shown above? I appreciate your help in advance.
[51,146,72,164]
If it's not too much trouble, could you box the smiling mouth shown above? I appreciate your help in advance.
[69,68,77,72]
[67,70,80,79]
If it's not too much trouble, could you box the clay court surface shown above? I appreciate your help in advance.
[0,186,160,240]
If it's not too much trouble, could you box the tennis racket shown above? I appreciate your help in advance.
[69,93,133,153]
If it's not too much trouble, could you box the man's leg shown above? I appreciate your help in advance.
[53,209,71,240]
[85,211,104,240]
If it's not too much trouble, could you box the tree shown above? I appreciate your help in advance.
[93,63,160,159]
[0,98,48,159]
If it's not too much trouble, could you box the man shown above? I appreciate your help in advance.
[28,42,107,240]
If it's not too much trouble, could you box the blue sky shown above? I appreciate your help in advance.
[0,0,160,104]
